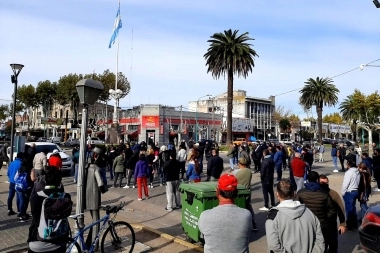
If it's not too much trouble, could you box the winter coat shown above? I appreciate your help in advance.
[260,156,274,184]
[163,159,181,182]
[273,151,283,167]
[295,182,336,229]
[113,155,125,173]
[134,160,149,181]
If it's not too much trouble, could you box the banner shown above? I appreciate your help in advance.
[329,124,351,134]
[142,116,159,128]
[301,121,311,127]
[41,117,63,125]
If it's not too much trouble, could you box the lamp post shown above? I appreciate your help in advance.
[109,89,123,143]
[9,63,24,162]
[75,79,104,228]
[195,94,211,142]
[373,0,380,8]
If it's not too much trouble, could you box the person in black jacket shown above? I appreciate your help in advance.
[259,149,275,211]
[337,144,347,172]
[123,148,139,188]
[206,149,224,181]
[295,171,336,252]
[345,146,357,165]
[163,152,181,211]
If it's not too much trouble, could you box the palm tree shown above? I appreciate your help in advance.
[299,77,339,142]
[339,95,361,142]
[204,29,258,143]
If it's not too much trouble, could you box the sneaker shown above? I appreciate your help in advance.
[132,185,135,188]
[20,215,30,222]
[7,210,16,216]
[165,207,173,212]
[374,188,380,192]
[109,186,115,189]
[175,205,182,209]
[333,169,339,173]
[160,183,163,186]
[123,185,130,189]
[73,180,77,183]
[138,198,143,201]
[150,184,154,188]
[259,207,269,211]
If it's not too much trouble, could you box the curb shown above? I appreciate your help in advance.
[131,223,204,252]
[5,245,28,253]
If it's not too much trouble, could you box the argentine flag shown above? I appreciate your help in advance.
[108,3,122,48]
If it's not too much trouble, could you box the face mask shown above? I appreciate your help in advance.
[320,184,329,191]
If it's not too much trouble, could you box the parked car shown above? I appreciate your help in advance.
[87,137,104,145]
[63,138,80,147]
[37,137,47,142]
[280,138,294,145]
[359,204,380,253]
[302,141,311,146]
[8,142,72,173]
[47,136,62,144]
[322,138,332,144]
[267,139,280,145]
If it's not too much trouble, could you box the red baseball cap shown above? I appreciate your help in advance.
[218,174,238,191]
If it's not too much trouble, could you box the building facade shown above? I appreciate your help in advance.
[188,90,276,142]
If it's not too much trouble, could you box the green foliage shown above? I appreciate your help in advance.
[96,69,130,101]
[36,80,57,106]
[0,105,9,120]
[17,84,39,109]
[299,77,340,142]
[204,29,258,143]
[56,74,82,106]
[279,118,291,132]
[322,112,343,124]
[8,102,24,115]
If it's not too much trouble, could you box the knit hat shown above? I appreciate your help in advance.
[238,157,247,165]
[218,174,238,191]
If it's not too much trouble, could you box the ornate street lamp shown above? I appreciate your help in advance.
[75,79,104,228]
[9,63,24,162]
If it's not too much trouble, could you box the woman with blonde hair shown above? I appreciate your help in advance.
[186,151,201,183]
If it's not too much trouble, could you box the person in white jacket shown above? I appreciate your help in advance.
[176,144,187,181]
[341,159,360,230]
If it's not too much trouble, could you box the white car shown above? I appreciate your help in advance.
[47,136,62,144]
[87,137,104,145]
[10,142,72,172]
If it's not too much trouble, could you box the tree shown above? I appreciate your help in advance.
[288,114,301,129]
[204,29,258,143]
[95,69,131,102]
[17,84,39,129]
[299,77,339,142]
[273,105,292,123]
[339,94,361,142]
[322,112,343,124]
[0,105,9,120]
[279,118,291,134]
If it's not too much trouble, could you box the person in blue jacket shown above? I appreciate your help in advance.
[273,146,283,182]
[7,152,24,215]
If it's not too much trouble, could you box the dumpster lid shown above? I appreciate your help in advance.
[179,181,249,198]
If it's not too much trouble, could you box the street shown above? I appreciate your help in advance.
[0,147,372,253]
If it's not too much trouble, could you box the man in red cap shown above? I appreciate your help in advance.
[198,174,252,253]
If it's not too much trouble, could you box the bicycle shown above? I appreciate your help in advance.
[66,202,135,253]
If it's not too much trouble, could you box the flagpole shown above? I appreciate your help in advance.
[113,0,120,143]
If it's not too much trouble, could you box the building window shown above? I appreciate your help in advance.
[128,125,138,130]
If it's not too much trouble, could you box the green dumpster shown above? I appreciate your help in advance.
[179,181,250,243]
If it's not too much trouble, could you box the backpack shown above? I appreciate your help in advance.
[14,171,28,192]
[37,191,73,242]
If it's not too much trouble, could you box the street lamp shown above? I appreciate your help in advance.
[373,0,380,8]
[75,79,104,228]
[195,94,211,142]
[109,89,123,144]
[9,63,24,162]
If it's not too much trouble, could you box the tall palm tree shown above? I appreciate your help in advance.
[299,77,339,142]
[339,95,361,142]
[204,29,258,143]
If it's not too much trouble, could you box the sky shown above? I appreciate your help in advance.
[1,0,380,120]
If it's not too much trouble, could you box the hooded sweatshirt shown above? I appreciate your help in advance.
[265,200,325,253]
[341,167,360,196]
[295,182,335,229]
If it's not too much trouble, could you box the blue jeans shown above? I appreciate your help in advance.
[343,190,358,229]
[275,165,282,181]
[99,167,108,188]
[108,164,114,180]
[16,191,27,216]
[159,166,166,185]
[229,158,234,169]
[74,163,78,182]
[7,183,20,212]
[360,201,369,219]
[332,156,338,169]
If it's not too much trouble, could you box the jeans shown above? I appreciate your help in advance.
[360,201,369,219]
[99,167,108,190]
[262,182,275,208]
[108,164,114,180]
[332,156,338,169]
[339,157,345,171]
[126,169,135,186]
[234,157,238,165]
[327,221,339,253]
[74,163,78,182]
[7,183,20,212]
[113,172,123,187]
[16,191,28,216]
[229,158,234,170]
[245,197,257,229]
[343,190,358,229]
[159,166,166,185]
[294,176,304,192]
[137,176,149,199]
[275,165,282,181]
[166,180,181,209]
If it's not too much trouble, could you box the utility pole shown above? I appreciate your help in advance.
[179,105,183,149]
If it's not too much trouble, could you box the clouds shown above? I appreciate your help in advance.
[0,0,379,118]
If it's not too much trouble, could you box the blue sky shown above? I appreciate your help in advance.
[1,0,380,119]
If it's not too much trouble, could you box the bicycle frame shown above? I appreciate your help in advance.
[67,213,112,253]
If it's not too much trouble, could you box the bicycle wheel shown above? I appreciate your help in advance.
[66,237,82,253]
[100,221,135,253]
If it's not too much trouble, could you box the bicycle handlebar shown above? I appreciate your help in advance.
[101,201,125,214]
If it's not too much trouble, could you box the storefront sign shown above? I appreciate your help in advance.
[41,117,63,125]
[301,121,311,127]
[159,124,164,134]
[142,116,159,128]
[329,124,351,133]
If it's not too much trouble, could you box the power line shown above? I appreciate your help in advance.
[274,58,380,97]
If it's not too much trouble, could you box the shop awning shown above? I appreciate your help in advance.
[121,130,138,135]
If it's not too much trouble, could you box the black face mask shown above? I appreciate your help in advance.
[320,183,330,192]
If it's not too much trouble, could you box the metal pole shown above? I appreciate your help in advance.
[105,100,108,143]
[195,102,198,143]
[9,78,18,162]
[179,105,183,149]
[76,106,88,228]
